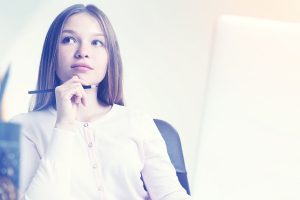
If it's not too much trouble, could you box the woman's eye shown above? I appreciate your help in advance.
[61,36,76,44]
[92,40,104,47]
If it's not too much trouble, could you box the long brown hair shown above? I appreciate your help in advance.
[31,4,124,111]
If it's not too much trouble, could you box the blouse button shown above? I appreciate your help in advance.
[97,185,103,191]
[88,142,93,148]
[92,163,98,169]
[83,123,89,127]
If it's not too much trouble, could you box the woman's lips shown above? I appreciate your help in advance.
[71,64,93,72]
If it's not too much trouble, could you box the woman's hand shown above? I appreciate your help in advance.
[54,76,88,131]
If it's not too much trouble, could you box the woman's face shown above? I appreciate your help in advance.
[56,12,108,85]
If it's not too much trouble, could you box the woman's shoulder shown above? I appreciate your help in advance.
[9,107,56,130]
[112,104,154,120]
[113,104,159,134]
[10,107,54,121]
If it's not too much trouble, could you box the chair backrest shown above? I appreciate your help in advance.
[153,119,191,195]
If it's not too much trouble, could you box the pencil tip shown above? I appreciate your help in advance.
[90,85,98,88]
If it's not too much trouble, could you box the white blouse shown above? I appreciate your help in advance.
[11,104,190,200]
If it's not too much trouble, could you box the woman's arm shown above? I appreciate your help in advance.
[19,76,88,200]
[18,132,40,200]
[19,128,75,200]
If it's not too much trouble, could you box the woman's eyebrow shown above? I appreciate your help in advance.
[61,29,105,36]
[61,29,76,34]
[93,33,105,36]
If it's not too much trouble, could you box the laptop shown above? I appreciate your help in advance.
[0,64,10,109]
[0,65,21,199]
[193,15,300,200]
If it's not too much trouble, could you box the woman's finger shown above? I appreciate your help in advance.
[70,75,90,86]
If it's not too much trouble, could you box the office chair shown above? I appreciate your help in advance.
[153,119,191,195]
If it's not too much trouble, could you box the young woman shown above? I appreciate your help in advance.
[12,4,190,200]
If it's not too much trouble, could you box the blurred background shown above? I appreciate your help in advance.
[1,0,300,199]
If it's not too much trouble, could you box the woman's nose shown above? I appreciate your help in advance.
[74,44,89,59]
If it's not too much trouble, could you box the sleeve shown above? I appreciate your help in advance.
[18,130,41,199]
[140,116,191,200]
[20,128,75,200]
